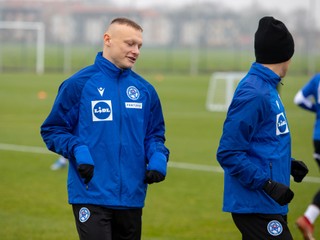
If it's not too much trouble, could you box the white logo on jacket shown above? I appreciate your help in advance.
[97,87,105,96]
[91,100,113,121]
[276,112,289,135]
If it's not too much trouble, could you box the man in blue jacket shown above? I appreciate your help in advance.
[41,17,169,240]
[294,74,320,240]
[216,16,308,240]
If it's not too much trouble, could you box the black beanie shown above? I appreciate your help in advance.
[254,16,294,64]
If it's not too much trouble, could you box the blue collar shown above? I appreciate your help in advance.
[95,52,131,79]
[249,62,281,88]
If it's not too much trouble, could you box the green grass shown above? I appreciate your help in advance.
[1,45,319,74]
[0,71,319,239]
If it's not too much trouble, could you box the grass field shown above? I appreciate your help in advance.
[0,71,319,239]
[1,45,318,75]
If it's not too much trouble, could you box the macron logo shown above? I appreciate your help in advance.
[97,87,105,96]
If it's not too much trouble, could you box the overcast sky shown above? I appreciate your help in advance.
[113,0,318,28]
[114,0,311,13]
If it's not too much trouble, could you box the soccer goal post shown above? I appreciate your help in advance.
[206,72,246,112]
[0,21,45,74]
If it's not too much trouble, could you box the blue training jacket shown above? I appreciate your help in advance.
[216,62,291,215]
[295,73,320,140]
[41,52,169,208]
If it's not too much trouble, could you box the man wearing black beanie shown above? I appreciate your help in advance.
[216,16,309,240]
[255,16,294,65]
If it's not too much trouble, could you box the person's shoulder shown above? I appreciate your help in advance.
[70,64,96,79]
[58,65,98,96]
[234,76,271,109]
[130,70,146,81]
[65,65,97,84]
[130,71,155,89]
[238,75,267,95]
[311,73,320,82]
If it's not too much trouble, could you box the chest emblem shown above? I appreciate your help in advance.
[126,86,140,100]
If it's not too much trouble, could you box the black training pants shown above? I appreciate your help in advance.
[72,204,142,240]
[232,213,293,240]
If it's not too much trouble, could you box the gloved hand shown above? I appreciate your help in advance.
[77,164,94,184]
[291,160,309,182]
[144,170,165,184]
[74,145,94,185]
[144,152,167,184]
[263,180,294,206]
[315,158,320,169]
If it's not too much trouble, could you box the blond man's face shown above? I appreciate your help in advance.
[103,24,143,69]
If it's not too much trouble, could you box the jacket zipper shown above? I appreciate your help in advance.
[269,161,273,180]
[117,71,123,204]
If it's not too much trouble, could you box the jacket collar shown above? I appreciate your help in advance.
[249,62,281,88]
[95,52,131,79]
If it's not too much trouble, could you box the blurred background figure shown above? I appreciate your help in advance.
[51,155,68,170]
[296,195,319,240]
[294,74,320,240]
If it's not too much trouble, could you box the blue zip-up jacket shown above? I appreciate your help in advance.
[216,63,291,215]
[294,73,320,140]
[41,52,169,208]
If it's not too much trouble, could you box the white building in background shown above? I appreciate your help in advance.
[0,0,314,50]
[0,0,256,48]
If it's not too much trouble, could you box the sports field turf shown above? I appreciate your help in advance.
[0,71,319,239]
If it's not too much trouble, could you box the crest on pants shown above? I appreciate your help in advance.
[267,220,283,236]
[79,207,90,223]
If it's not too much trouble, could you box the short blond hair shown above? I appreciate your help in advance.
[110,17,143,32]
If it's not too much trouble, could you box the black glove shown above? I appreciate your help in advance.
[77,164,94,184]
[291,160,309,182]
[315,158,320,169]
[263,180,294,206]
[144,170,165,184]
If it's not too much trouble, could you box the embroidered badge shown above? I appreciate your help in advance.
[79,207,90,223]
[126,86,140,100]
[267,220,283,236]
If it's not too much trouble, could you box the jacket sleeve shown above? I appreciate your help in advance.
[293,75,317,112]
[40,79,88,162]
[216,85,269,190]
[144,87,169,162]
